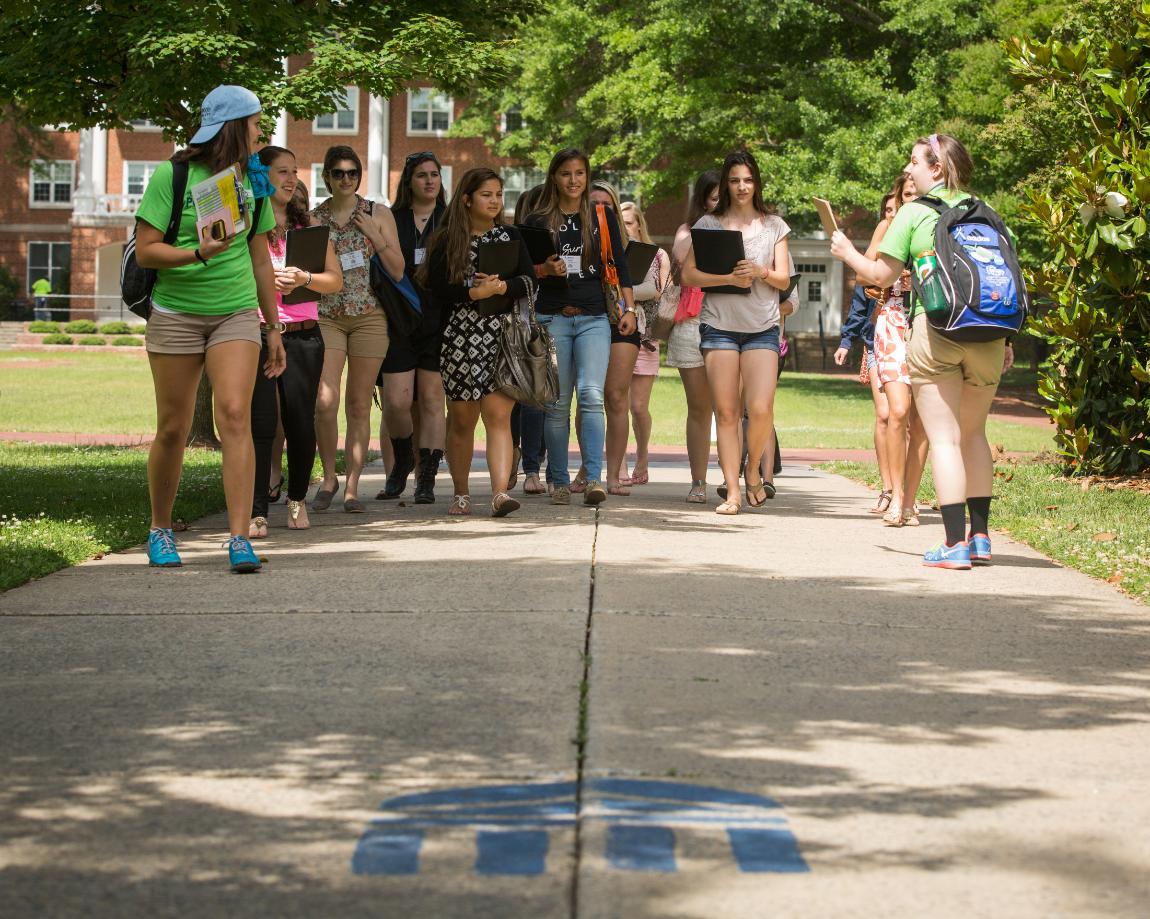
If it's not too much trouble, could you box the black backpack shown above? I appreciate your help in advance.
[121,160,189,319]
[121,163,266,320]
[909,195,1029,342]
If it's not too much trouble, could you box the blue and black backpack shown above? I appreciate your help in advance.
[910,195,1029,342]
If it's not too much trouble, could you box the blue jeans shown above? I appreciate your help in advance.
[538,313,611,486]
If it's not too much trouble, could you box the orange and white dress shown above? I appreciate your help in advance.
[873,271,911,388]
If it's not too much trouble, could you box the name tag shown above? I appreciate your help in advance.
[271,253,286,270]
[340,249,366,271]
[414,247,426,266]
[562,254,582,276]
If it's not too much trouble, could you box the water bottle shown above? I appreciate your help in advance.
[912,250,948,319]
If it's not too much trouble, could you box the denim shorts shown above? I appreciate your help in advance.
[698,323,780,354]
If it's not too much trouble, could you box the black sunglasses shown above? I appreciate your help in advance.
[329,168,360,181]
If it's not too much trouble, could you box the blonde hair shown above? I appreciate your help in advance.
[620,201,652,244]
[916,133,973,192]
[590,179,628,248]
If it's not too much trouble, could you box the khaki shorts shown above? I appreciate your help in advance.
[318,310,389,359]
[146,307,260,354]
[906,312,1005,388]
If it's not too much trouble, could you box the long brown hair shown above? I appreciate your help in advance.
[687,170,721,225]
[419,167,503,286]
[173,117,252,175]
[715,151,769,218]
[529,148,596,259]
[393,152,447,211]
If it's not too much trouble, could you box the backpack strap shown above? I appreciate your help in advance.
[247,196,266,241]
[165,160,189,245]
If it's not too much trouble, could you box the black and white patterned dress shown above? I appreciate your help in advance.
[430,225,535,402]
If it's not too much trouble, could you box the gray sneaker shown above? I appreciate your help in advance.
[584,481,607,505]
[551,486,571,506]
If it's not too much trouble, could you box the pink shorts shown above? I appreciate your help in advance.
[873,300,910,388]
[633,341,661,376]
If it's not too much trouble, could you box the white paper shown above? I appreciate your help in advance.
[340,249,366,271]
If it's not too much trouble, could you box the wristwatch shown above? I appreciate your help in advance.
[624,306,636,314]
[267,321,287,333]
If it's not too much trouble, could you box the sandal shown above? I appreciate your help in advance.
[745,481,768,508]
[449,494,472,516]
[287,500,310,530]
[524,473,545,495]
[686,481,707,504]
[902,504,921,527]
[248,516,268,539]
[491,492,520,518]
[608,483,631,496]
[870,490,893,515]
[629,471,649,486]
[267,477,284,503]
[882,506,905,527]
[570,469,588,494]
[715,500,740,516]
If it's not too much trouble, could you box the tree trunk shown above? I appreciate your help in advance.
[187,375,219,447]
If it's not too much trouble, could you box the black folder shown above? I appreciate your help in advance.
[625,241,659,285]
[691,228,749,295]
[474,240,523,316]
[780,273,801,301]
[282,226,330,304]
[515,224,557,264]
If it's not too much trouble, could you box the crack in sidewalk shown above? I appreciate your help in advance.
[569,507,598,919]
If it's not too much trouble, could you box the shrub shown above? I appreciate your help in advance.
[77,335,106,346]
[42,333,73,345]
[27,320,59,333]
[111,335,144,347]
[63,319,99,334]
[1008,4,1150,474]
[98,321,131,335]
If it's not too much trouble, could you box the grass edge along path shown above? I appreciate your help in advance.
[819,460,1150,607]
[0,443,227,593]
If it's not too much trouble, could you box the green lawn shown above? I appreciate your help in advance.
[0,443,226,591]
[821,460,1150,606]
[0,349,1052,453]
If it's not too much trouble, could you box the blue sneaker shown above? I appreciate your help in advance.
[147,527,182,568]
[968,532,992,565]
[922,540,972,570]
[227,535,262,573]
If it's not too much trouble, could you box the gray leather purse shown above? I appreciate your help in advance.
[495,280,559,410]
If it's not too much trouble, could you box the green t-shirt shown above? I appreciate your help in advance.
[31,278,52,296]
[136,160,276,315]
[878,185,968,264]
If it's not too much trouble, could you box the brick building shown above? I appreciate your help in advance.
[0,72,848,341]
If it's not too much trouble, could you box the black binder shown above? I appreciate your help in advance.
[474,240,523,316]
[625,241,659,284]
[515,224,557,264]
[691,228,749,295]
[282,225,330,305]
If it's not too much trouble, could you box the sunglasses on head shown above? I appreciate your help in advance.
[329,168,360,181]
[406,151,436,163]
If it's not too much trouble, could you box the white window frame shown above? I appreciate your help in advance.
[407,89,454,136]
[501,106,525,134]
[29,160,75,208]
[501,167,545,217]
[806,280,823,303]
[26,241,71,296]
[439,165,453,203]
[313,87,359,134]
[123,161,163,199]
[310,164,329,207]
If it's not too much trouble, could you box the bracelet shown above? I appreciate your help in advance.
[304,270,313,287]
[194,248,208,266]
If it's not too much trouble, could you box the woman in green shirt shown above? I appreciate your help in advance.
[135,85,284,573]
[831,133,1013,570]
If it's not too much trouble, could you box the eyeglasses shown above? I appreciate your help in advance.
[328,168,360,181]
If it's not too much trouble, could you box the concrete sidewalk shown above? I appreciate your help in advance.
[1,463,1147,918]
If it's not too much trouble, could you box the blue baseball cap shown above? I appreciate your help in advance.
[191,85,262,145]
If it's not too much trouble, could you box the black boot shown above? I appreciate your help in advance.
[379,435,416,499]
[413,448,443,504]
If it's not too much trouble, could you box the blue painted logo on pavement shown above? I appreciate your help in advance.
[352,779,808,876]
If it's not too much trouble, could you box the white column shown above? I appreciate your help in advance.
[367,94,389,204]
[92,127,107,196]
[272,57,289,148]
[75,129,96,215]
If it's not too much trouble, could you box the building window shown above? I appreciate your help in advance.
[502,106,525,134]
[595,170,641,204]
[313,88,359,133]
[29,160,74,206]
[407,89,453,134]
[127,118,161,131]
[806,280,823,303]
[795,262,827,275]
[124,162,162,198]
[502,167,546,216]
[310,164,328,207]
[26,241,71,295]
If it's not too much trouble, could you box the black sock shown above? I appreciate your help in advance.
[967,496,991,536]
[940,503,967,546]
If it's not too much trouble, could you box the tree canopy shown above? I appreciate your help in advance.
[0,0,539,153]
[456,0,1066,228]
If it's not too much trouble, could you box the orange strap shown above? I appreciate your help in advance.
[595,205,620,285]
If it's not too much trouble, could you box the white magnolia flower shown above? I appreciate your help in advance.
[1079,202,1097,225]
[1103,192,1129,218]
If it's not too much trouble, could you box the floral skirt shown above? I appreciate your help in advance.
[873,301,910,388]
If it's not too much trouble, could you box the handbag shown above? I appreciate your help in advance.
[495,280,559,410]
[595,204,624,325]
[370,254,423,339]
